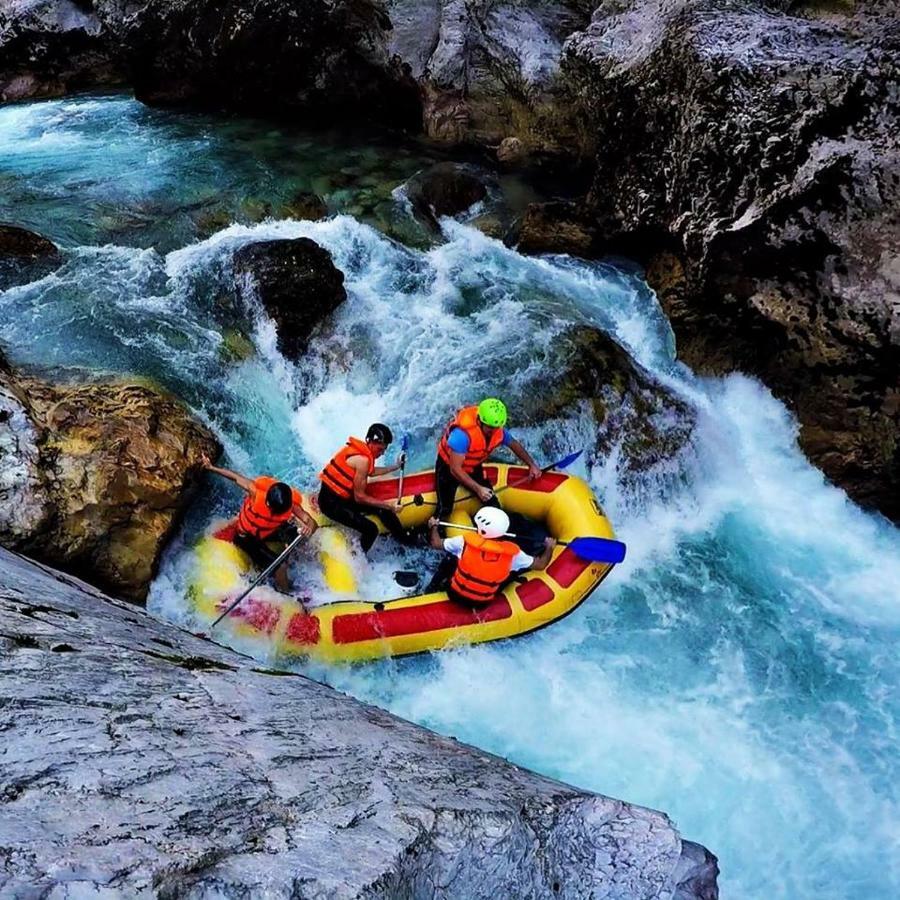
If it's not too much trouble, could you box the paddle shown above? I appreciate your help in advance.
[396,435,409,503]
[402,449,584,510]
[435,521,626,564]
[209,531,306,629]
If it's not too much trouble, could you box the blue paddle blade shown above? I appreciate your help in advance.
[548,449,583,472]
[401,435,410,451]
[565,536,626,564]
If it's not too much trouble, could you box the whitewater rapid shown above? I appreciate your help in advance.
[2,96,899,899]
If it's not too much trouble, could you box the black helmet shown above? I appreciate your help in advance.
[265,482,293,514]
[366,423,393,445]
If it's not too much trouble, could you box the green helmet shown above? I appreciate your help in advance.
[477,397,507,428]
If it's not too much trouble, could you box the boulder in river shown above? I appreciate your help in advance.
[405,162,490,232]
[0,357,220,602]
[232,238,347,360]
[0,224,62,290]
[0,545,720,898]
[559,0,900,520]
[521,326,696,479]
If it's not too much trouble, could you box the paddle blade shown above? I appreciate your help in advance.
[566,536,626,564]
[547,449,583,472]
[400,435,410,451]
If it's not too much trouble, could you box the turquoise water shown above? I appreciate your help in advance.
[2,95,899,898]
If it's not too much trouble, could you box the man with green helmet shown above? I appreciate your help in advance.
[434,397,542,520]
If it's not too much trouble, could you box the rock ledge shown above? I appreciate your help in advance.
[0,547,718,899]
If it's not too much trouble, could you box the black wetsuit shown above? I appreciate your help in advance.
[318,484,411,553]
[433,456,500,521]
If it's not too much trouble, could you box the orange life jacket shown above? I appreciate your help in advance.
[319,437,375,500]
[438,405,504,473]
[237,476,301,540]
[450,532,521,604]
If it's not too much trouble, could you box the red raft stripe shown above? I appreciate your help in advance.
[366,471,437,502]
[285,611,321,645]
[516,578,556,611]
[546,548,590,588]
[220,596,281,635]
[503,467,568,493]
[333,597,512,644]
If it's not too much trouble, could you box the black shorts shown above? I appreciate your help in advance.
[233,522,298,570]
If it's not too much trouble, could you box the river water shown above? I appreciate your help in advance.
[2,95,898,899]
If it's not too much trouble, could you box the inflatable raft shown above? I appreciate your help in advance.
[189,464,617,664]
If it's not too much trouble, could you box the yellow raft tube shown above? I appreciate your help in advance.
[189,464,617,664]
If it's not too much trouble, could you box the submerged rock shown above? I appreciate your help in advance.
[0,224,62,290]
[0,359,219,602]
[0,546,719,898]
[232,238,347,360]
[563,0,900,520]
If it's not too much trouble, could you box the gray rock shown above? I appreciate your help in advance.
[386,0,595,155]
[0,0,126,102]
[0,546,719,899]
[564,0,900,520]
[232,238,347,360]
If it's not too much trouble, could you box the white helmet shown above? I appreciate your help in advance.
[473,506,510,539]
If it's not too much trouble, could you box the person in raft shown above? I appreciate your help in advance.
[318,423,413,553]
[434,397,542,521]
[202,457,318,592]
[427,507,556,605]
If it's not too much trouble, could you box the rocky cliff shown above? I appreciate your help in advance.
[563,0,900,520]
[0,546,719,898]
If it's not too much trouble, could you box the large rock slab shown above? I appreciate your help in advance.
[0,546,719,898]
[232,237,347,361]
[562,0,900,520]
[0,359,219,602]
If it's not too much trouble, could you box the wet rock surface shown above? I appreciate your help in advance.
[405,161,490,231]
[524,325,696,480]
[232,237,348,360]
[0,546,719,899]
[0,360,219,602]
[563,0,900,519]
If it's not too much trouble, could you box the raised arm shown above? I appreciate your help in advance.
[202,455,254,493]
